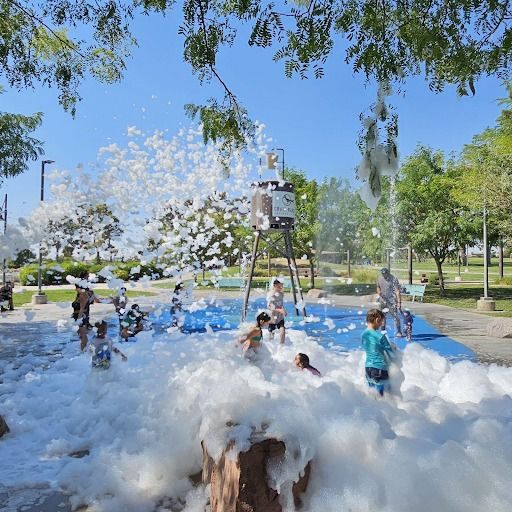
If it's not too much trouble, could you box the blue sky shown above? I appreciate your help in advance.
[0,11,507,221]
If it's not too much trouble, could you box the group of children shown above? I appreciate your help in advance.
[239,277,412,395]
[239,306,401,394]
[75,276,407,391]
[71,282,151,369]
[238,307,321,377]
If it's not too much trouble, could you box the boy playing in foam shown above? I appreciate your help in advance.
[361,308,395,396]
[90,321,127,369]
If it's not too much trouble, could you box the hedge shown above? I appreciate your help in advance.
[19,260,164,286]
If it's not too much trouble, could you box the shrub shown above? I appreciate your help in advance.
[252,267,270,277]
[319,265,339,277]
[61,261,91,279]
[19,259,166,285]
[351,268,379,284]
[113,268,130,281]
[19,263,66,285]
[495,277,512,286]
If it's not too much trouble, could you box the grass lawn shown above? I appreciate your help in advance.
[12,289,156,307]
[422,284,512,317]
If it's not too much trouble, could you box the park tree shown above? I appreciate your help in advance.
[42,217,76,262]
[0,0,129,179]
[396,147,474,295]
[156,194,245,277]
[3,1,512,175]
[0,88,43,183]
[286,169,320,288]
[317,178,363,264]
[73,204,123,263]
[7,248,35,268]
[454,101,512,275]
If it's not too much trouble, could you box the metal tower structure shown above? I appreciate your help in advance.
[241,180,307,320]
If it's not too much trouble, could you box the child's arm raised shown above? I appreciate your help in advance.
[112,346,128,361]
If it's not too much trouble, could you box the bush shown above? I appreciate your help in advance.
[252,267,270,277]
[495,277,512,286]
[19,263,65,286]
[19,259,165,286]
[351,268,379,284]
[319,265,339,277]
[60,261,90,279]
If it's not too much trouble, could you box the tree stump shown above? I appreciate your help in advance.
[202,435,311,512]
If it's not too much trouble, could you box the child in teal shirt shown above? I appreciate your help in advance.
[361,308,395,396]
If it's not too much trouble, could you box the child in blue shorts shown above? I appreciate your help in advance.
[361,308,395,396]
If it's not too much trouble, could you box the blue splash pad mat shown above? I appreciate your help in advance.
[153,298,475,363]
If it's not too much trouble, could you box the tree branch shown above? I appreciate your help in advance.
[9,0,87,60]
[196,0,243,123]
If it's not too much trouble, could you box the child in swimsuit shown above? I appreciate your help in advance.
[238,312,271,359]
[294,353,321,376]
[89,321,127,369]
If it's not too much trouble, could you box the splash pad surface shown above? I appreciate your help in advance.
[156,297,476,363]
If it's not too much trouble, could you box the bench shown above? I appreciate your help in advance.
[400,284,426,302]
[268,277,292,290]
[217,277,246,288]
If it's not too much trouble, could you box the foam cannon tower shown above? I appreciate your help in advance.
[242,178,307,320]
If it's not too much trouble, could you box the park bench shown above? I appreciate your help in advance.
[271,276,292,289]
[217,277,246,288]
[400,283,426,302]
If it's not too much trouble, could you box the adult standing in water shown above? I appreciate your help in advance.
[72,284,90,351]
[376,267,403,337]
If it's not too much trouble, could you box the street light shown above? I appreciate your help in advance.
[34,159,55,304]
[1,194,7,285]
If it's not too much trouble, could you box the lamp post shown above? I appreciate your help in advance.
[407,244,413,285]
[477,205,496,311]
[33,159,54,304]
[1,194,6,285]
[386,248,392,271]
[483,206,489,298]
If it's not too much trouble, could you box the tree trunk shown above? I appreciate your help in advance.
[309,258,315,289]
[267,250,271,278]
[435,258,445,296]
[499,239,504,279]
[96,250,101,264]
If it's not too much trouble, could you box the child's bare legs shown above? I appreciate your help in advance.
[405,323,412,341]
[79,324,88,351]
[279,325,285,344]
